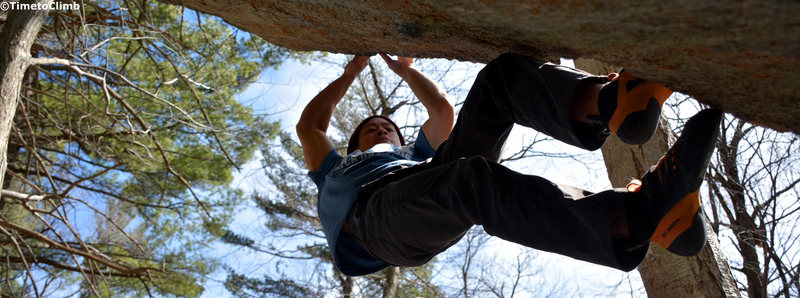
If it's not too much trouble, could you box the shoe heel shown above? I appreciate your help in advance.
[651,190,701,250]
[615,97,663,144]
[668,213,708,256]
[607,71,672,144]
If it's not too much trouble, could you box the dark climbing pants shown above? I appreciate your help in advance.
[345,53,649,271]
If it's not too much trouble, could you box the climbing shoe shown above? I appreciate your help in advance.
[627,109,722,256]
[595,70,673,145]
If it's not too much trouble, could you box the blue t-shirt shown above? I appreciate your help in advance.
[308,131,435,276]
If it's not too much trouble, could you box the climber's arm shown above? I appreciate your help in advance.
[379,53,454,150]
[297,56,369,171]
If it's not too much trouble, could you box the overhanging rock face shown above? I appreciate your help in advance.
[164,0,800,134]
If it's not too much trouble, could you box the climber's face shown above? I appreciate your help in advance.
[357,117,402,151]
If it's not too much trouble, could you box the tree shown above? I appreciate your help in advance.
[431,226,581,298]
[0,0,301,295]
[704,105,800,297]
[0,0,56,293]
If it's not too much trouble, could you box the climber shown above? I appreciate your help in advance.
[296,52,722,276]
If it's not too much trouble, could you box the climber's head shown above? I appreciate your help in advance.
[347,115,405,154]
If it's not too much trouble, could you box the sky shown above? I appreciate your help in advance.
[202,55,651,297]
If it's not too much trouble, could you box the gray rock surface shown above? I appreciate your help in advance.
[163,0,800,134]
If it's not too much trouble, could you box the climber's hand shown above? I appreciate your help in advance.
[379,52,414,79]
[344,55,370,77]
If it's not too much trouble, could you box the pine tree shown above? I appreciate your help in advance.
[0,0,304,295]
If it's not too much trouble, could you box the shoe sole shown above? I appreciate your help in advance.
[650,109,722,256]
[608,71,673,144]
[651,190,704,255]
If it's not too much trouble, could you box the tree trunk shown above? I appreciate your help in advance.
[341,275,354,297]
[575,58,739,297]
[0,0,52,194]
[382,266,399,298]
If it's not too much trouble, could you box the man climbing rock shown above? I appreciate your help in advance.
[296,53,722,276]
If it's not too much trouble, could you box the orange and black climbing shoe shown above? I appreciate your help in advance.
[594,70,673,145]
[627,109,722,256]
